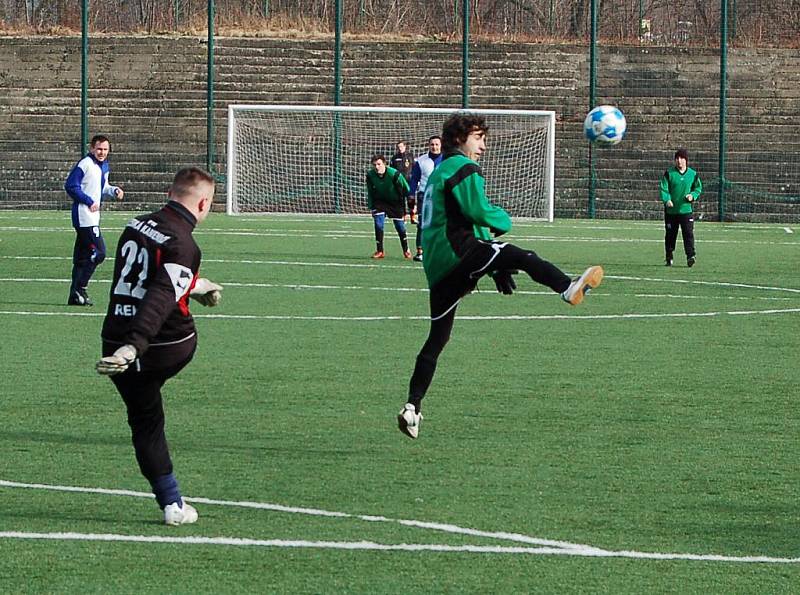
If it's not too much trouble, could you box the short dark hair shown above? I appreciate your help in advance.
[428,135,442,142]
[674,147,689,161]
[90,134,110,147]
[442,114,488,153]
[170,167,214,199]
[371,154,386,164]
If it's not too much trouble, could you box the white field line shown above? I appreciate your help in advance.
[0,217,794,234]
[5,253,800,295]
[0,480,797,564]
[2,309,800,322]
[2,225,798,246]
[1,278,797,302]
[0,479,594,552]
[611,274,800,295]
[1,532,799,563]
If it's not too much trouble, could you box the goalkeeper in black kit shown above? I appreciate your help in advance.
[397,113,605,439]
[96,167,223,525]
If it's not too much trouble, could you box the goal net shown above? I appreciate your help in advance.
[227,105,555,220]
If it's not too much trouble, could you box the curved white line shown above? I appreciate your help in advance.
[0,532,797,563]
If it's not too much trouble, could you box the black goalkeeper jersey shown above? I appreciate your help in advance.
[101,201,201,356]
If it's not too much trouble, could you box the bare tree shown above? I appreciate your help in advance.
[0,0,796,47]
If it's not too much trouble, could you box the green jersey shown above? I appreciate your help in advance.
[660,166,702,215]
[420,152,512,287]
[366,165,409,215]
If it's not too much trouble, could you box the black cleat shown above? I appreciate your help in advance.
[687,256,696,268]
[67,291,87,306]
[78,288,94,306]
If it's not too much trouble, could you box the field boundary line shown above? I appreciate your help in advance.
[1,480,798,564]
[1,309,799,321]
[0,479,593,551]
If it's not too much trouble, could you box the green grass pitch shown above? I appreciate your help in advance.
[0,211,798,592]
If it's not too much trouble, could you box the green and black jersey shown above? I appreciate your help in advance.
[366,166,409,219]
[420,152,512,288]
[660,166,702,215]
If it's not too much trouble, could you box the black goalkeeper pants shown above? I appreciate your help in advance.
[105,338,195,482]
[664,212,696,259]
[407,242,572,412]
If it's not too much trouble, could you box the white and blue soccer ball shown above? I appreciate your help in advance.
[583,105,627,146]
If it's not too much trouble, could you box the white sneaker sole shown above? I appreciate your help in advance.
[397,409,422,439]
[563,266,604,306]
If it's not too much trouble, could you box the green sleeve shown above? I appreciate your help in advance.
[659,171,671,203]
[366,172,375,209]
[690,172,702,200]
[453,166,512,237]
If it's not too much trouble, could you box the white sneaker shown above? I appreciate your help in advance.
[397,403,422,439]
[561,266,604,306]
[163,501,198,526]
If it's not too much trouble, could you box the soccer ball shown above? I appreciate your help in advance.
[583,105,627,146]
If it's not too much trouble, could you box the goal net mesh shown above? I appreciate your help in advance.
[227,106,554,220]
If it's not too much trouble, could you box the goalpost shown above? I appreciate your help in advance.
[227,105,555,221]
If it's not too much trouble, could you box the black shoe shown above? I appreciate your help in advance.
[665,258,673,267]
[77,288,94,306]
[67,291,86,306]
[687,256,696,268]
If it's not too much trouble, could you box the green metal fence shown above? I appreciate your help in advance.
[15,0,800,221]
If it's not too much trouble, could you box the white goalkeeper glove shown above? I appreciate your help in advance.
[96,345,137,376]
[190,278,223,307]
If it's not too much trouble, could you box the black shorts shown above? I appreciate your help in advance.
[372,201,405,220]
[428,240,506,320]
[102,333,197,374]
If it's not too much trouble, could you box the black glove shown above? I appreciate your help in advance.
[491,270,518,295]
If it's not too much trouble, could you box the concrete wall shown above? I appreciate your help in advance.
[0,36,798,221]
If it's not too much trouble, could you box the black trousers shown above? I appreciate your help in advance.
[407,241,572,410]
[105,337,196,482]
[664,212,695,259]
[70,226,106,294]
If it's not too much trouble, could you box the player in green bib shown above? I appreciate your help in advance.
[397,113,605,439]
[660,147,702,267]
[366,154,411,259]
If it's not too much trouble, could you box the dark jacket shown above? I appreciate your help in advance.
[101,201,201,357]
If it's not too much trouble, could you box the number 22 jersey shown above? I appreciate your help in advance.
[101,200,202,357]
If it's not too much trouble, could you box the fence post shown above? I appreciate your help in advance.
[333,0,343,212]
[461,0,469,108]
[718,0,728,221]
[206,0,215,174]
[587,0,598,219]
[81,0,88,154]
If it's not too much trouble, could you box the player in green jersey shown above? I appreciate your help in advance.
[366,154,412,259]
[660,147,702,267]
[397,113,604,439]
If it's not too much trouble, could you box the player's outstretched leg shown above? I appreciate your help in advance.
[488,243,603,306]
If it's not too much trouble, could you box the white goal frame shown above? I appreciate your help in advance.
[227,105,555,221]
